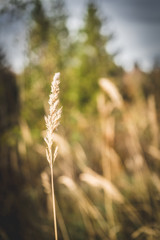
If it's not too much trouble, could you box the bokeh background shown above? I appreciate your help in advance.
[0,0,160,239]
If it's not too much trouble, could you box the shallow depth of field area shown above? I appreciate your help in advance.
[1,1,160,240]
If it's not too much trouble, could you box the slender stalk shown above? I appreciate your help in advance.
[55,198,70,240]
[50,161,58,240]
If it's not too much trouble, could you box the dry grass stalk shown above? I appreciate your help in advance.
[132,226,156,239]
[99,78,123,109]
[148,95,159,148]
[80,171,124,203]
[59,176,108,239]
[41,171,70,240]
[44,72,62,240]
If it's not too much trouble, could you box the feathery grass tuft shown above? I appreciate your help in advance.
[44,72,62,240]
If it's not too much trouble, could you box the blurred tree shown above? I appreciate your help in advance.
[29,0,69,70]
[122,63,146,102]
[146,64,160,122]
[72,2,123,113]
[30,0,50,48]
[0,48,20,172]
[20,0,69,139]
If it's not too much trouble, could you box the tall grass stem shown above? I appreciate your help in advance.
[51,162,58,240]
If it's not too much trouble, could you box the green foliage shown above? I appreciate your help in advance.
[70,3,123,113]
[19,0,69,140]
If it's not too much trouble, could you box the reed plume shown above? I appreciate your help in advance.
[44,72,62,240]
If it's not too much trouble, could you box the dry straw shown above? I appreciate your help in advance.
[99,78,123,109]
[44,72,62,240]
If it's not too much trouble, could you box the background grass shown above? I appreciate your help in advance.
[0,1,160,240]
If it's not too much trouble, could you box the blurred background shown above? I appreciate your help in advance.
[0,0,160,239]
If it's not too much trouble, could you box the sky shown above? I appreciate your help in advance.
[0,0,160,72]
[0,1,31,72]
